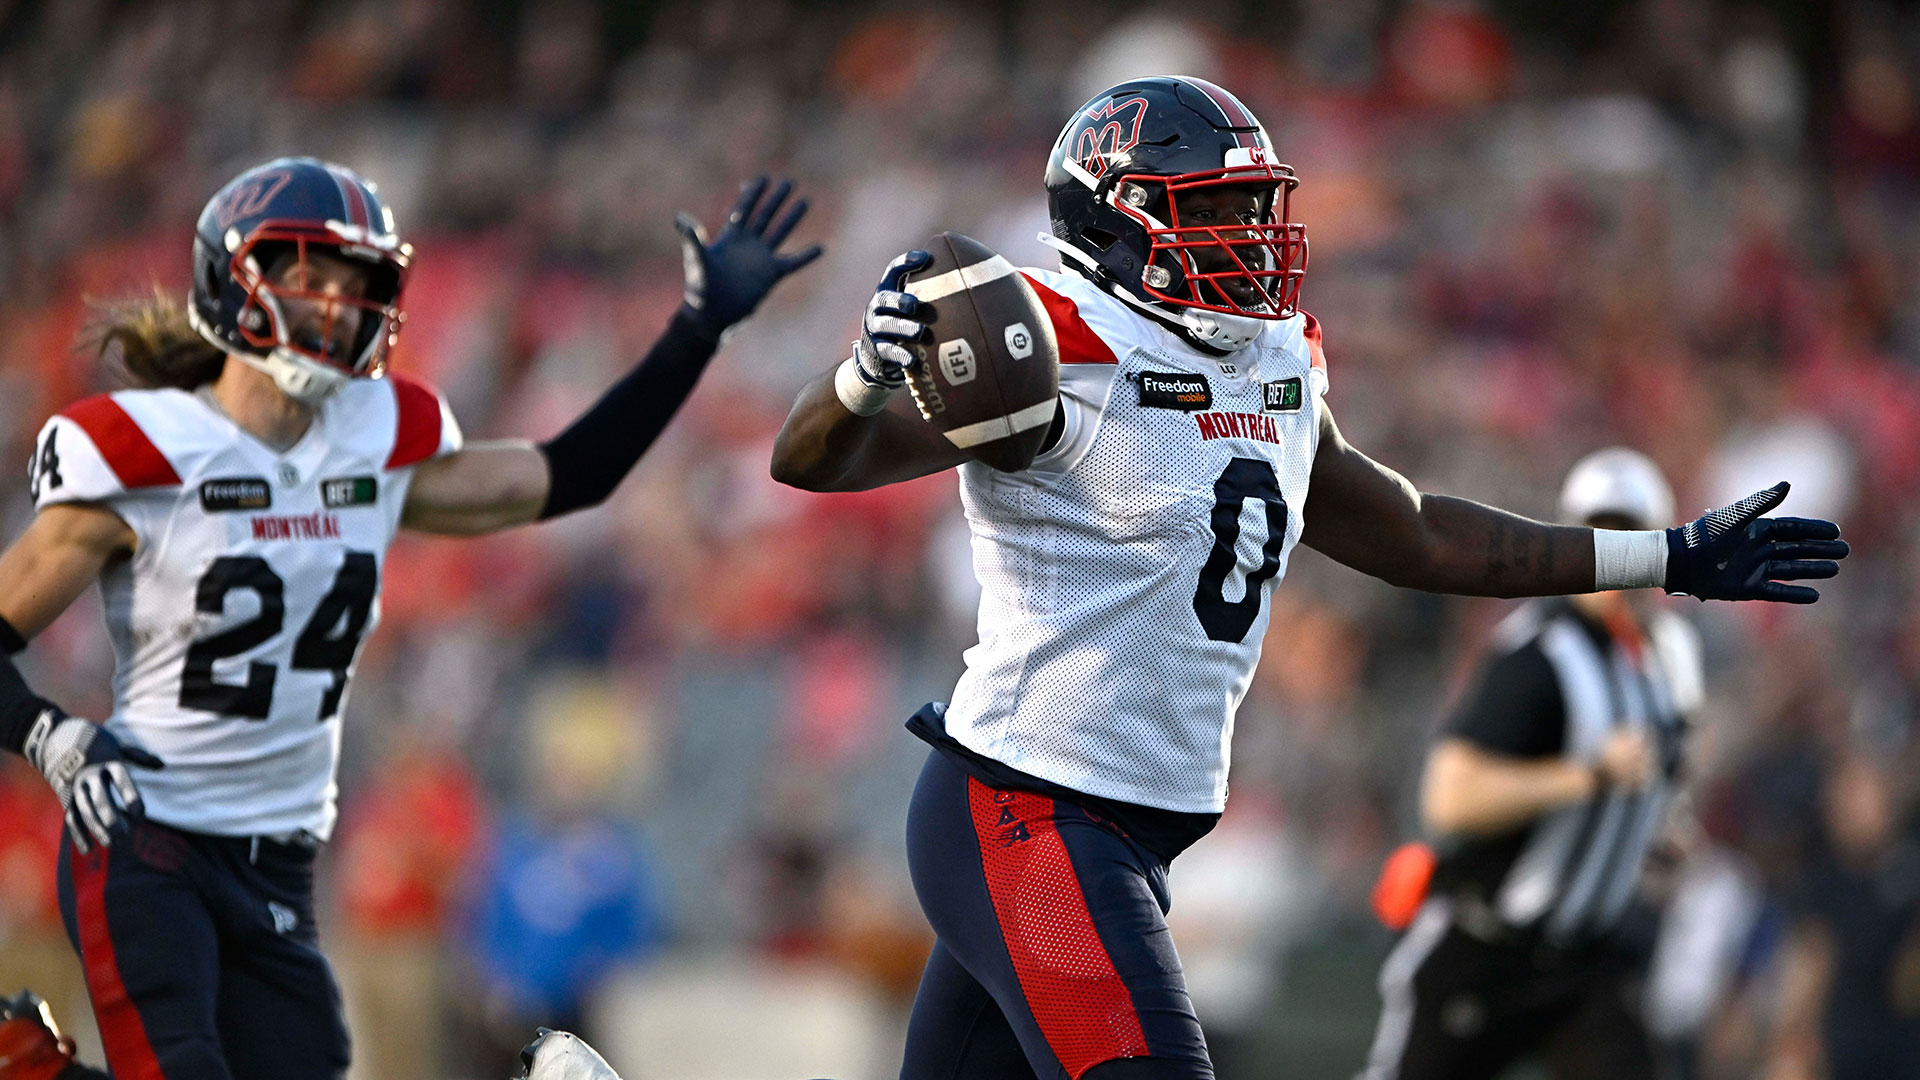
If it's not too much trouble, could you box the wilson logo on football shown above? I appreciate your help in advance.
[1072,96,1150,178]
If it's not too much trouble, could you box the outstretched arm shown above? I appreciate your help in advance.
[1302,403,1849,601]
[1301,404,1595,596]
[402,177,822,535]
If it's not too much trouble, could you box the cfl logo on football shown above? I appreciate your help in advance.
[1004,322,1034,360]
[939,339,977,385]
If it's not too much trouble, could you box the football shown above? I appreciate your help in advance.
[901,232,1060,472]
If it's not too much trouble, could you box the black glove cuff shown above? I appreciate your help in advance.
[0,615,24,655]
[536,308,721,519]
[1662,526,1690,596]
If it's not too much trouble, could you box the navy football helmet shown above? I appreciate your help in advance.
[1043,76,1306,352]
[189,157,411,402]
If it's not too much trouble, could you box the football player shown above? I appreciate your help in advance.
[0,159,817,1080]
[768,76,1850,1080]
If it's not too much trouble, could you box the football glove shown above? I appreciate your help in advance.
[854,249,935,390]
[674,176,823,339]
[23,709,163,854]
[1664,482,1849,603]
[520,1029,622,1080]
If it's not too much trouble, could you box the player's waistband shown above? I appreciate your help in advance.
[146,820,324,864]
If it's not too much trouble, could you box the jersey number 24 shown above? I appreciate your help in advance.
[181,553,377,722]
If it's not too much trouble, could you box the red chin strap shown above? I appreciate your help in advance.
[1112,163,1308,319]
[229,222,407,377]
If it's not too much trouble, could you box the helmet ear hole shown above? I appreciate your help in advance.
[1079,226,1119,252]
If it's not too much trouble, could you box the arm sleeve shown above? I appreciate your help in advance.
[537,308,721,518]
[1444,643,1567,758]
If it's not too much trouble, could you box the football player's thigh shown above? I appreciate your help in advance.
[212,848,350,1080]
[58,828,233,1079]
[904,751,1211,1080]
[901,940,1040,1080]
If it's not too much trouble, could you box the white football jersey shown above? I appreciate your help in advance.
[944,267,1329,814]
[27,375,461,840]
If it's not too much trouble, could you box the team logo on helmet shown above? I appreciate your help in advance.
[1071,96,1150,178]
[214,169,294,230]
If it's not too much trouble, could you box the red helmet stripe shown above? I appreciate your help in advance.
[1180,77,1256,128]
[324,165,370,229]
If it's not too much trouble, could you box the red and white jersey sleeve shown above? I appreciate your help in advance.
[23,374,462,841]
[945,267,1330,814]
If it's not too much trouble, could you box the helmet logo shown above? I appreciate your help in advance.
[1072,96,1150,179]
[215,170,294,230]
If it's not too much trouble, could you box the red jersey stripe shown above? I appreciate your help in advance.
[73,847,168,1080]
[1021,274,1119,365]
[967,778,1149,1077]
[61,396,180,488]
[385,373,444,469]
[1301,311,1327,373]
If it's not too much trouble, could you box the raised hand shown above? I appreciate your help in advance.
[674,176,824,338]
[1664,482,1849,603]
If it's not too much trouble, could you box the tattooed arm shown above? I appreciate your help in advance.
[1299,403,1597,597]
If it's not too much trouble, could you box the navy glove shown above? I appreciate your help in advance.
[674,176,823,339]
[23,709,164,853]
[1664,482,1849,603]
[852,249,935,390]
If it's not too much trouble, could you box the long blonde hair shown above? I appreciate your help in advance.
[85,286,227,390]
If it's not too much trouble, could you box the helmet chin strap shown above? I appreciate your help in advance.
[236,349,349,404]
[1038,232,1268,354]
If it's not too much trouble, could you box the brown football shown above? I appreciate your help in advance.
[901,232,1060,472]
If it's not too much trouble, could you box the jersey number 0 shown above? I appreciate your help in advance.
[181,553,378,721]
[1193,457,1289,644]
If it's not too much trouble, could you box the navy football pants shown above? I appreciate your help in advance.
[55,822,349,1080]
[902,750,1213,1080]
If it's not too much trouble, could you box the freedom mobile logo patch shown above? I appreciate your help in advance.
[321,476,378,509]
[199,478,271,513]
[1262,377,1303,412]
[1136,371,1212,411]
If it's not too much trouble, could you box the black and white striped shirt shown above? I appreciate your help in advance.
[1429,599,1704,944]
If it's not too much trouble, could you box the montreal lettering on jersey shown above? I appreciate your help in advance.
[1193,411,1283,446]
[250,512,343,541]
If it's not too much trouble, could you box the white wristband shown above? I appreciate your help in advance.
[834,357,894,417]
[1592,528,1667,591]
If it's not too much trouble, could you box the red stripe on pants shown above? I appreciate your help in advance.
[72,845,167,1080]
[967,778,1149,1078]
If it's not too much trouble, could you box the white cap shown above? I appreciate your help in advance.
[1559,447,1675,529]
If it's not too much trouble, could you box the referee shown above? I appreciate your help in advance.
[1360,448,1704,1080]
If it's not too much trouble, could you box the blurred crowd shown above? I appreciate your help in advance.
[2,1,1919,1077]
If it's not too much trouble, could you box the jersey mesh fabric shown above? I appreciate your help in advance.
[27,377,460,839]
[946,268,1326,814]
[967,777,1149,1078]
